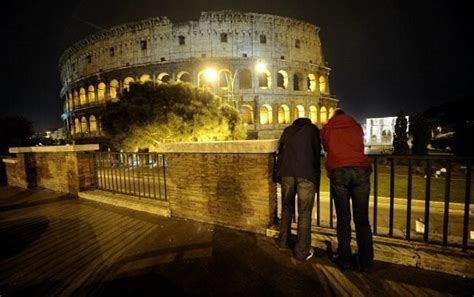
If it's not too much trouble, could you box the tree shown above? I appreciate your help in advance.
[102,82,246,151]
[0,115,34,155]
[410,113,432,155]
[392,110,409,155]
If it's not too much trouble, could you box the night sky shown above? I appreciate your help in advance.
[2,0,472,130]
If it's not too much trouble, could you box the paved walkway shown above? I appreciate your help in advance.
[0,186,472,297]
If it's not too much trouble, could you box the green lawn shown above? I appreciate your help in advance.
[319,162,472,204]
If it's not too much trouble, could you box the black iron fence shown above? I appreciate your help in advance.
[277,155,473,251]
[94,152,167,200]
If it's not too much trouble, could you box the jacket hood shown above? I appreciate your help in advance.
[324,114,359,130]
[292,117,312,127]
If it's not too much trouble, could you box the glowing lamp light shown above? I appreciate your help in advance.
[204,68,218,81]
[256,62,266,73]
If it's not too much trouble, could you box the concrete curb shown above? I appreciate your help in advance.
[78,190,171,217]
[266,225,474,278]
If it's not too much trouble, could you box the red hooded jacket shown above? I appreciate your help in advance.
[321,113,371,177]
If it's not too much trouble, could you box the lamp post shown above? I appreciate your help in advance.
[204,68,238,108]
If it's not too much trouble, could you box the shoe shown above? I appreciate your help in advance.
[305,247,314,261]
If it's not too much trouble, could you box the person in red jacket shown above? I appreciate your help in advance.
[322,109,374,272]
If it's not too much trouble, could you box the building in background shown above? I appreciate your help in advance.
[58,11,338,143]
[365,116,409,145]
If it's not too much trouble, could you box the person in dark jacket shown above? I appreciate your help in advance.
[275,117,321,261]
[321,109,373,272]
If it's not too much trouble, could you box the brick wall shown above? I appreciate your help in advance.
[157,140,279,234]
[3,155,28,188]
[4,145,99,194]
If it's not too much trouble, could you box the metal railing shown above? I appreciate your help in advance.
[94,152,167,200]
[276,155,473,251]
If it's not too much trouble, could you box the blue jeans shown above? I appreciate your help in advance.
[330,167,374,268]
[279,176,315,260]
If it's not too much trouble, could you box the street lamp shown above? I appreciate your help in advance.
[204,67,238,108]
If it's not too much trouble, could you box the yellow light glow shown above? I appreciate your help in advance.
[256,62,266,73]
[204,68,218,82]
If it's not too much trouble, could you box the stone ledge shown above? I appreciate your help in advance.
[155,140,279,154]
[2,158,17,164]
[79,190,170,217]
[266,225,474,278]
[9,144,100,153]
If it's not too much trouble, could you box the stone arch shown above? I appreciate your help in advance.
[79,88,87,105]
[139,74,152,84]
[177,71,191,83]
[278,104,291,124]
[293,72,304,91]
[97,82,106,102]
[74,118,80,134]
[73,90,79,107]
[277,70,289,89]
[258,69,271,89]
[259,104,273,125]
[123,77,135,91]
[294,104,305,119]
[307,73,317,92]
[68,93,73,110]
[309,105,318,124]
[109,79,119,99]
[197,70,211,88]
[319,75,327,94]
[239,69,252,89]
[219,69,232,90]
[88,85,96,103]
[240,104,254,125]
[89,115,97,134]
[320,106,328,124]
[157,72,171,84]
[81,116,88,134]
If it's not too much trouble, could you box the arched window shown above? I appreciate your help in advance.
[81,117,88,134]
[177,71,191,83]
[259,104,273,125]
[197,71,211,88]
[79,88,87,105]
[88,85,95,103]
[239,69,252,89]
[293,73,303,91]
[97,82,106,102]
[157,72,170,84]
[219,70,231,90]
[278,105,290,124]
[329,107,335,119]
[124,77,135,91]
[73,91,79,107]
[140,74,151,84]
[294,105,305,119]
[277,70,288,89]
[68,93,73,110]
[258,70,271,89]
[307,73,317,92]
[74,118,80,134]
[309,105,318,124]
[89,115,97,134]
[109,80,119,99]
[319,75,327,94]
[320,106,328,124]
[240,104,254,124]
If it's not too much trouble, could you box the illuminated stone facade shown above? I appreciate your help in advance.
[58,11,338,142]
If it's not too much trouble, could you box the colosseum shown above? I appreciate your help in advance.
[59,10,338,144]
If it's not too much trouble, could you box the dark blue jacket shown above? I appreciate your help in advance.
[275,118,321,187]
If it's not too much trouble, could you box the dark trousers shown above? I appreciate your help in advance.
[330,167,374,268]
[279,176,315,260]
